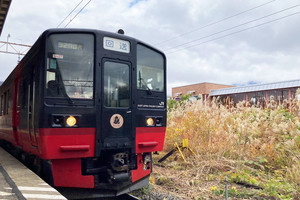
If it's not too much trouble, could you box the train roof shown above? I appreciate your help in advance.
[39,28,164,54]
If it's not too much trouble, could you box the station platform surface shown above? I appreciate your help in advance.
[0,147,67,200]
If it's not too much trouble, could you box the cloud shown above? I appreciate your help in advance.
[0,0,300,96]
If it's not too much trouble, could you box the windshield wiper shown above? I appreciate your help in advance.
[65,93,74,104]
[51,67,74,105]
[138,71,152,95]
[63,91,74,105]
[59,84,74,105]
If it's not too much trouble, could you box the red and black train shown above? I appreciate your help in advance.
[0,28,166,194]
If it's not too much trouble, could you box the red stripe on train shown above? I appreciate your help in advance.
[135,127,166,154]
[132,127,166,183]
[38,128,95,160]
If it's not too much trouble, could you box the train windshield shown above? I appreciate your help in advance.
[46,33,94,99]
[104,62,130,107]
[137,44,164,92]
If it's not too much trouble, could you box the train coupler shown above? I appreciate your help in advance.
[109,171,131,183]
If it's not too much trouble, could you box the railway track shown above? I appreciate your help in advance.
[54,187,142,200]
[116,193,141,200]
[73,193,141,200]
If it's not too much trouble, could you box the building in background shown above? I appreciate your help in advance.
[172,82,234,100]
[209,79,300,111]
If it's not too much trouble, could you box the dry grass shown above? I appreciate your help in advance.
[151,90,300,199]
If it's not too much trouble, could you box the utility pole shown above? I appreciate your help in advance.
[0,39,32,57]
[6,34,10,51]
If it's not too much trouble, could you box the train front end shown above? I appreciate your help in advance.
[39,29,166,194]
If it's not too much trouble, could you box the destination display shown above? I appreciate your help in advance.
[58,41,83,50]
[103,37,130,53]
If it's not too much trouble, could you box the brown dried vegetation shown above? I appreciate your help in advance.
[150,89,300,199]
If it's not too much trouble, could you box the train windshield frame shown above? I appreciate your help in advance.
[137,44,165,92]
[45,33,95,100]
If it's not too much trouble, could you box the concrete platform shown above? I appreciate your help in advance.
[0,147,67,200]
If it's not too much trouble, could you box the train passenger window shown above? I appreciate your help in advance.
[137,44,164,92]
[20,80,27,109]
[3,92,7,115]
[104,62,130,108]
[46,33,94,99]
[6,90,9,115]
[0,95,3,116]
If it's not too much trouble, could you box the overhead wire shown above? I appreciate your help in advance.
[154,0,277,46]
[166,11,300,54]
[164,4,300,52]
[57,0,84,28]
[64,0,92,28]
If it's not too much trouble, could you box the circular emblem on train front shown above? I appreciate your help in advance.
[110,114,124,129]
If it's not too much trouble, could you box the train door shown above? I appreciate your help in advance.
[98,59,133,153]
[28,67,37,146]
[12,77,21,146]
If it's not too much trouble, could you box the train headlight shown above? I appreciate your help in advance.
[146,117,154,126]
[52,116,64,127]
[145,116,163,127]
[66,116,77,127]
[155,117,162,126]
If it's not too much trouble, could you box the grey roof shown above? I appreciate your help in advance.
[210,79,300,96]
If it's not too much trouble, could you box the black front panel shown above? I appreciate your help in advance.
[41,29,167,136]
[135,44,167,128]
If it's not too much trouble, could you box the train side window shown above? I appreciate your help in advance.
[21,81,27,109]
[0,94,3,116]
[3,92,7,115]
[6,90,9,115]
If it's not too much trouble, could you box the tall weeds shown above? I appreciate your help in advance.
[164,91,300,198]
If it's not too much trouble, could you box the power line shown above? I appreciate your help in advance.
[164,4,300,52]
[154,0,277,46]
[57,0,84,28]
[64,0,92,28]
[166,11,300,54]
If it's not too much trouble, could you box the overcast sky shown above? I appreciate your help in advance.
[0,0,300,95]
